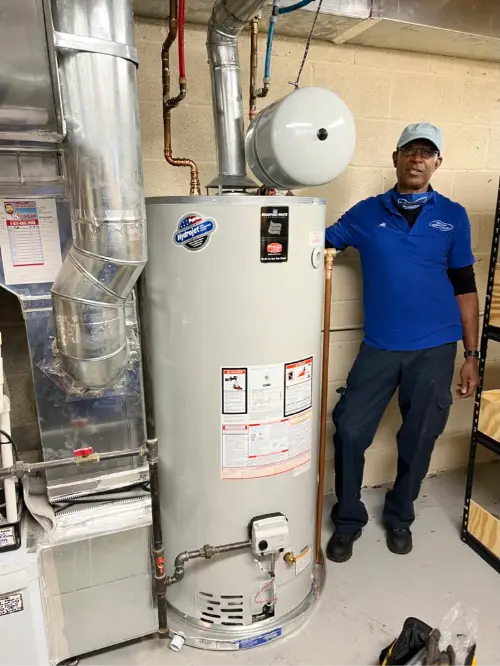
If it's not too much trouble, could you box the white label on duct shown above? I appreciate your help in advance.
[0,198,62,286]
[0,592,23,617]
[284,358,313,417]
[309,230,324,247]
[0,526,15,548]
[295,546,312,575]
[221,360,313,479]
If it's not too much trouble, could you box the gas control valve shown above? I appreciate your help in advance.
[248,512,289,556]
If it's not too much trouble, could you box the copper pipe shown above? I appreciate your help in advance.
[249,16,259,121]
[315,248,337,564]
[162,0,201,195]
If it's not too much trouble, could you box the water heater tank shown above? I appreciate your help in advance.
[246,86,356,190]
[145,196,326,649]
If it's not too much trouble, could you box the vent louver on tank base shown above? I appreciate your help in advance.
[198,591,249,626]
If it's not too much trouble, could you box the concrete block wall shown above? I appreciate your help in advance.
[135,18,500,493]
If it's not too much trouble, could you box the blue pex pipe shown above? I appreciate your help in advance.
[264,19,275,81]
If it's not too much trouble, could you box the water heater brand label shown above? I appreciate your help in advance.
[260,207,289,262]
[173,212,216,251]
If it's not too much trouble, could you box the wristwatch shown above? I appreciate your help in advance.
[464,350,480,360]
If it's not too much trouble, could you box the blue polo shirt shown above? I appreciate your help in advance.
[325,188,475,351]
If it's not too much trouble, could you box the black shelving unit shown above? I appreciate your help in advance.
[462,178,500,574]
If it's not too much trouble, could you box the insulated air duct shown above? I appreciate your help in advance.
[206,0,268,189]
[50,0,147,388]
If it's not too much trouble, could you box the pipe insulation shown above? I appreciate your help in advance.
[50,0,147,388]
[206,0,269,189]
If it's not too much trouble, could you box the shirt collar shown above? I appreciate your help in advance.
[380,185,436,216]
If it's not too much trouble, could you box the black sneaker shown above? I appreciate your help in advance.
[386,528,413,555]
[326,530,362,563]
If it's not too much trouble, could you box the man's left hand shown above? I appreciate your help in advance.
[457,357,479,399]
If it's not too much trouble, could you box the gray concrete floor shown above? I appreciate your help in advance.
[83,466,500,665]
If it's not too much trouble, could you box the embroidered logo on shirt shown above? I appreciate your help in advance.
[429,220,453,232]
[378,222,387,228]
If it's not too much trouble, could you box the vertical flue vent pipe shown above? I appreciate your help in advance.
[206,0,268,190]
[50,0,147,388]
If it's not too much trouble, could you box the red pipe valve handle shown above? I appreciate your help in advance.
[73,447,93,458]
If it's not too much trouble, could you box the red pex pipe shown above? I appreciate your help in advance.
[178,0,186,80]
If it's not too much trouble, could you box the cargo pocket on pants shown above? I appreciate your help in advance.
[433,391,453,438]
[332,386,346,425]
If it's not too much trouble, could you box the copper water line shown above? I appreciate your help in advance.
[249,16,259,121]
[162,0,201,195]
[315,248,337,564]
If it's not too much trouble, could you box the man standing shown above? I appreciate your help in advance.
[325,123,479,562]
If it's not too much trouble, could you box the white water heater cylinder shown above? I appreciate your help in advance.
[145,196,326,649]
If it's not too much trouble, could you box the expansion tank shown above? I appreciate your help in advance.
[145,195,326,648]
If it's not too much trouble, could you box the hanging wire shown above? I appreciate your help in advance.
[0,429,19,461]
[290,0,323,89]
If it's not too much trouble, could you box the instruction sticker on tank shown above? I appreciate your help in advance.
[260,206,289,263]
[0,592,23,617]
[221,360,313,479]
[221,410,312,479]
[248,364,284,421]
[284,357,313,416]
[295,545,312,575]
[309,230,324,247]
[222,368,247,415]
[173,212,216,251]
[0,198,62,286]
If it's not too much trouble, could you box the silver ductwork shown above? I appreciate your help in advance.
[295,0,500,62]
[50,0,147,388]
[138,0,500,64]
[206,0,268,189]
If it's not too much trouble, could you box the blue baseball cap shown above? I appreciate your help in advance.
[397,122,442,154]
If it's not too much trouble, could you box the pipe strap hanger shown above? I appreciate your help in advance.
[53,32,139,66]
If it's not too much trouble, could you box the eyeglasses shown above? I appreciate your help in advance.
[399,145,439,159]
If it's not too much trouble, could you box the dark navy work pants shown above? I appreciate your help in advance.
[331,342,456,533]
